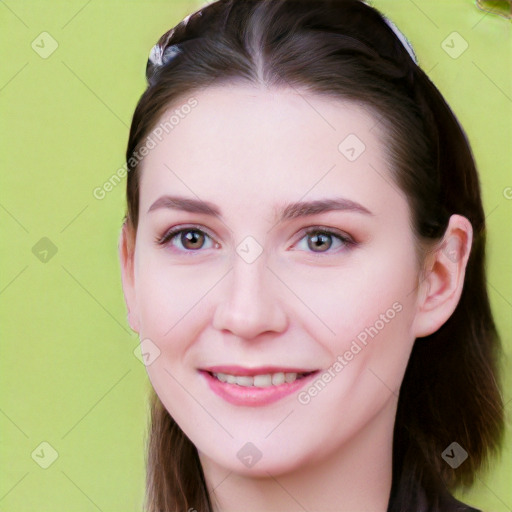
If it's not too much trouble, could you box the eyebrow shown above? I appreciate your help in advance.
[147,195,374,221]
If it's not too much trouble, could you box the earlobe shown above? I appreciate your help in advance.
[411,214,473,339]
[119,221,140,333]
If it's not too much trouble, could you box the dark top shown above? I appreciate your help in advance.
[386,482,482,512]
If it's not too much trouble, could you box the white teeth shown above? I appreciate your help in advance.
[253,374,272,387]
[237,376,254,387]
[271,372,285,385]
[212,371,306,387]
[285,372,297,383]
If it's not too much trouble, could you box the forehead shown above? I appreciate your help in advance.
[137,84,402,219]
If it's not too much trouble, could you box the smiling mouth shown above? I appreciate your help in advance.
[199,367,321,406]
[207,370,316,388]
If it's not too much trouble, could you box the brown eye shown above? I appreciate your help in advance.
[180,229,206,250]
[294,227,355,255]
[307,232,334,252]
[157,226,217,253]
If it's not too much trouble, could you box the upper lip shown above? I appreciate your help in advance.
[200,365,319,376]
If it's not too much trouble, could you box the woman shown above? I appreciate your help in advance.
[118,0,504,510]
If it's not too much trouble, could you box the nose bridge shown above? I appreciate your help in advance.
[212,249,288,339]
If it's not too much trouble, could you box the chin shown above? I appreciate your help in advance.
[199,440,315,478]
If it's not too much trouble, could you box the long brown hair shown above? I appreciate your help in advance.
[123,1,505,510]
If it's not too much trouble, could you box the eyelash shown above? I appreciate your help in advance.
[155,224,356,257]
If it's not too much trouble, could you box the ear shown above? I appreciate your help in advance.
[411,214,473,339]
[119,220,140,333]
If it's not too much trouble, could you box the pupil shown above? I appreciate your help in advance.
[183,230,203,249]
[309,233,331,252]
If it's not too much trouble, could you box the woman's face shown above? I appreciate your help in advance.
[121,84,428,476]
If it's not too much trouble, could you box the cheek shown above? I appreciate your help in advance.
[134,253,228,364]
[286,242,418,349]
[287,237,419,409]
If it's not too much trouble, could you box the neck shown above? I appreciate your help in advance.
[200,397,397,512]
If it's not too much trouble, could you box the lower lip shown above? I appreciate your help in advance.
[199,370,319,407]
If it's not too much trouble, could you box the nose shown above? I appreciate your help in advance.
[212,254,288,340]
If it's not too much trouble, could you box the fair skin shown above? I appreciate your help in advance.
[119,84,473,512]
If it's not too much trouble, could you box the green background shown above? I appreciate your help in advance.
[0,0,510,510]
